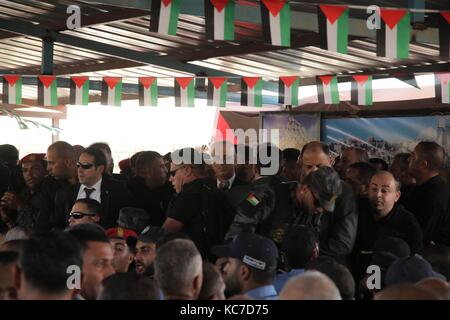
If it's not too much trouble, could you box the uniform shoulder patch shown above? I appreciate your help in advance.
[246,193,261,207]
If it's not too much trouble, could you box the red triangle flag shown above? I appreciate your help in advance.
[4,75,20,85]
[243,77,261,89]
[39,76,56,88]
[210,77,227,89]
[176,77,193,89]
[280,76,298,88]
[72,76,88,89]
[437,73,450,86]
[319,75,334,86]
[210,0,230,13]
[139,77,156,89]
[380,9,408,30]
[353,75,370,85]
[104,77,121,90]
[441,12,450,25]
[162,0,172,7]
[319,5,348,24]
[262,0,287,17]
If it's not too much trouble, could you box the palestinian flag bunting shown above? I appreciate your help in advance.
[377,9,410,59]
[351,75,373,106]
[138,77,158,106]
[2,75,22,105]
[69,76,89,105]
[318,5,349,54]
[150,0,180,36]
[38,76,58,106]
[207,77,227,107]
[439,12,450,58]
[205,0,235,41]
[260,0,291,46]
[174,77,195,107]
[241,77,263,107]
[435,73,450,104]
[278,76,299,106]
[317,75,339,104]
[101,77,122,106]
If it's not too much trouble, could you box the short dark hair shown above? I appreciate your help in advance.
[89,142,112,156]
[131,151,144,169]
[392,153,411,170]
[0,239,27,254]
[256,143,281,170]
[0,144,19,167]
[156,232,191,250]
[66,223,109,251]
[73,198,102,216]
[348,162,376,186]
[198,262,223,300]
[99,273,160,300]
[19,230,82,293]
[369,158,389,171]
[416,141,446,171]
[282,225,318,269]
[81,146,107,168]
[47,141,76,161]
[0,251,18,265]
[301,141,330,157]
[282,148,300,163]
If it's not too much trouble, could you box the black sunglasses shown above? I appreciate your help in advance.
[77,162,95,170]
[69,211,96,219]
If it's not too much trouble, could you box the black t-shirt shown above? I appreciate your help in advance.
[401,175,450,246]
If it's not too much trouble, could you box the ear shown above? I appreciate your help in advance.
[312,242,320,259]
[97,164,105,175]
[93,215,100,223]
[13,264,22,292]
[394,190,401,203]
[192,273,203,299]
[239,264,251,281]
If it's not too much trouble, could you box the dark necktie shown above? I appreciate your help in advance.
[219,180,230,190]
[84,187,95,199]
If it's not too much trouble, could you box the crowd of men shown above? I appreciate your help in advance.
[0,139,449,300]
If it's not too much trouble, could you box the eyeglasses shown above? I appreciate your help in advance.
[77,162,95,170]
[69,211,96,219]
[169,166,185,177]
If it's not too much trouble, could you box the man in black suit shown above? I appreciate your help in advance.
[54,146,134,229]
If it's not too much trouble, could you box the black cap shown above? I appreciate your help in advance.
[211,232,278,272]
[117,207,150,234]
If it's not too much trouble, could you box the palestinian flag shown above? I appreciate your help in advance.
[101,77,122,107]
[38,75,58,106]
[207,77,227,107]
[241,77,263,107]
[278,76,299,106]
[69,76,89,105]
[174,77,195,107]
[138,77,158,106]
[318,5,349,54]
[260,0,290,47]
[317,75,339,104]
[2,75,22,105]
[150,0,180,36]
[351,75,373,106]
[377,9,410,59]
[205,0,235,41]
[439,12,450,58]
[435,73,450,104]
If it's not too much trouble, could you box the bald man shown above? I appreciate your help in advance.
[403,142,450,246]
[278,271,341,300]
[354,171,423,277]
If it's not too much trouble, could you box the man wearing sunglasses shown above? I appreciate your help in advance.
[68,198,101,227]
[55,146,135,229]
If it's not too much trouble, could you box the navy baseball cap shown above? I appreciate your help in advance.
[211,232,278,272]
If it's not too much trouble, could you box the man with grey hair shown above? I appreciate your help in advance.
[154,238,203,300]
[278,270,341,300]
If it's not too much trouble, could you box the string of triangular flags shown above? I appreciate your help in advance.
[2,73,450,107]
[0,107,62,134]
[150,0,450,59]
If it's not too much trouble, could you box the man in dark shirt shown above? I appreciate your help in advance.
[162,148,230,259]
[402,141,450,246]
[127,151,174,226]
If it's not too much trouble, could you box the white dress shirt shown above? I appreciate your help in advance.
[217,173,236,190]
[76,178,102,203]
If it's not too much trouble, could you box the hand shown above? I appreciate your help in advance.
[0,192,22,211]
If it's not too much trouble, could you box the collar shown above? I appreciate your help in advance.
[81,177,102,191]
[244,285,277,300]
[217,173,236,189]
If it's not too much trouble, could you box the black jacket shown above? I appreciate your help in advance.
[54,175,135,229]
[401,175,450,246]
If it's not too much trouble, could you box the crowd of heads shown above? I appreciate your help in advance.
[0,138,449,301]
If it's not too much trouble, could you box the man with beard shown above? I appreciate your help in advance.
[133,226,162,276]
[106,227,137,273]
